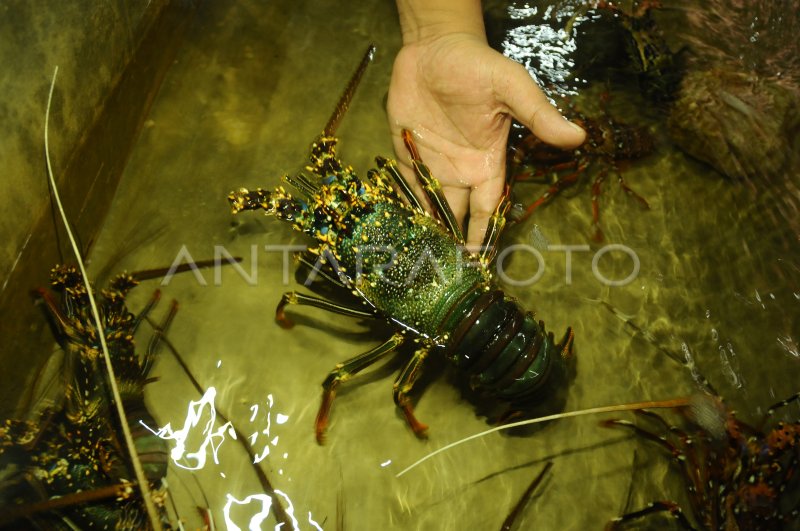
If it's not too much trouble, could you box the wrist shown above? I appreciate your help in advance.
[396,0,486,44]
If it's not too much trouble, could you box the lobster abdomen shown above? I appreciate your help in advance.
[332,199,572,404]
[440,287,572,403]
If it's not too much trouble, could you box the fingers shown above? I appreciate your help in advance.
[395,154,471,234]
[391,129,473,232]
[496,59,586,149]
[442,186,471,230]
[466,175,506,248]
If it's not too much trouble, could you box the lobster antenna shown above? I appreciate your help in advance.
[323,43,376,137]
[395,396,692,478]
[44,67,163,530]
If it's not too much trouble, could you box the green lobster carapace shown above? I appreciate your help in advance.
[228,45,575,443]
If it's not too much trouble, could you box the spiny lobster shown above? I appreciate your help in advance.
[603,391,800,530]
[228,45,575,443]
[0,265,177,529]
[509,108,653,241]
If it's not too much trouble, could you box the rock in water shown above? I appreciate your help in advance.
[668,68,800,180]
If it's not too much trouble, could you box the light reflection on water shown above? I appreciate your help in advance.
[146,386,325,529]
[146,387,233,471]
[501,22,577,96]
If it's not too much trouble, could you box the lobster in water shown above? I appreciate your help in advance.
[509,107,653,241]
[0,265,177,529]
[505,0,684,240]
[603,391,800,530]
[228,45,575,443]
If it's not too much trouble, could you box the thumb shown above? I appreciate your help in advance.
[497,60,586,149]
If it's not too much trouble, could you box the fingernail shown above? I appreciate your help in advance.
[568,121,585,134]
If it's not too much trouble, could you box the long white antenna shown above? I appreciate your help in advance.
[44,66,162,530]
[395,397,691,478]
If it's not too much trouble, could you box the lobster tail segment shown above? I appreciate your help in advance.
[440,289,575,407]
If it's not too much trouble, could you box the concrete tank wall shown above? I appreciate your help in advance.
[0,0,189,411]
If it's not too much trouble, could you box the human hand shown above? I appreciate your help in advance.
[387,32,586,247]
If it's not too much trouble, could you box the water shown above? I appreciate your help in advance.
[74,0,800,529]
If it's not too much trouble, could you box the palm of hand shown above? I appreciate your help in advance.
[387,34,513,245]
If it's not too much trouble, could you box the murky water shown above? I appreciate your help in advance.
[72,0,800,529]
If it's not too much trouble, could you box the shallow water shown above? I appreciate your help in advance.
[80,0,800,529]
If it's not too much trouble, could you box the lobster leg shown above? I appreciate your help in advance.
[617,172,650,210]
[602,418,682,458]
[761,390,800,427]
[606,500,697,531]
[478,186,511,266]
[130,258,224,283]
[315,333,405,443]
[275,291,377,329]
[590,169,608,242]
[633,410,708,503]
[0,482,135,528]
[515,160,588,224]
[143,298,179,378]
[131,289,162,335]
[500,461,553,530]
[295,251,349,289]
[604,415,710,525]
[513,160,579,182]
[35,288,78,341]
[393,345,431,437]
[374,157,426,214]
[401,129,465,244]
